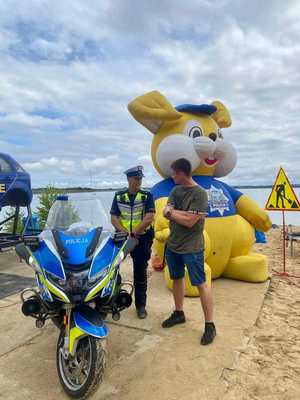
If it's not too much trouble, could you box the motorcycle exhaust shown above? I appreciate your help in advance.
[115,290,132,309]
[21,296,41,316]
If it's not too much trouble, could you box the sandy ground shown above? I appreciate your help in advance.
[223,227,300,400]
[0,227,299,400]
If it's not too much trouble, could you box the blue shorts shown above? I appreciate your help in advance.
[165,247,205,286]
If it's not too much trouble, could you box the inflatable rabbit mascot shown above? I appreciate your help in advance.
[128,91,272,296]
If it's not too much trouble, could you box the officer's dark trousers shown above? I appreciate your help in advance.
[130,229,153,309]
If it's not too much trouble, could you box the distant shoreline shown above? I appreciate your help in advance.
[32,184,300,194]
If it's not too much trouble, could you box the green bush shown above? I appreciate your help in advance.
[3,207,25,234]
[36,186,62,229]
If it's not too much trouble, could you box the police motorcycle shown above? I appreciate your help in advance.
[17,195,136,399]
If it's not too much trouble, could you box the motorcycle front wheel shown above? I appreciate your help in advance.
[56,330,107,399]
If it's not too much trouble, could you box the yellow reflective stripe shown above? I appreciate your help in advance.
[119,207,143,216]
[120,215,131,220]
[118,191,145,205]
[38,273,46,285]
[132,210,143,216]
[84,268,114,301]
[44,279,70,303]
[69,326,86,356]
[121,220,130,230]
[119,215,132,221]
[118,208,130,215]
[84,242,126,302]
[131,220,141,229]
[117,204,131,210]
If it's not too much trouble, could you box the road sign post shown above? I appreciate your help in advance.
[265,167,300,278]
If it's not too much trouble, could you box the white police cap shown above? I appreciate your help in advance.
[124,165,145,178]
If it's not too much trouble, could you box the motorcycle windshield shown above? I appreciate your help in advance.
[36,196,114,267]
[45,196,112,235]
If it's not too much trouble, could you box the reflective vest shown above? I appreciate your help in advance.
[116,190,148,233]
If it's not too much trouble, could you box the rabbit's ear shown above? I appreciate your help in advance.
[211,101,232,128]
[128,91,182,134]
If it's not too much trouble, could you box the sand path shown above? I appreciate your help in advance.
[223,228,300,400]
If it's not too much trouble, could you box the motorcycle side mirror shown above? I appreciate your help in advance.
[15,243,31,264]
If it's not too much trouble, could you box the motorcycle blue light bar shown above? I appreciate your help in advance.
[56,195,68,201]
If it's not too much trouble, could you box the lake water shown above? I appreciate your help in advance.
[27,187,300,227]
[1,188,300,226]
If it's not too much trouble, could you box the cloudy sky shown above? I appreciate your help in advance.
[1,0,300,188]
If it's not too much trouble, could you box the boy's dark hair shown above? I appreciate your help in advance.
[170,158,192,176]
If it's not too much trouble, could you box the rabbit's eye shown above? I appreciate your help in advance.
[218,129,223,139]
[184,120,204,138]
[189,126,203,139]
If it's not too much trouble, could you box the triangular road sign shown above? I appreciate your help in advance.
[265,167,300,211]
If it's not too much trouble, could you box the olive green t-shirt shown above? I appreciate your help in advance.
[167,185,208,254]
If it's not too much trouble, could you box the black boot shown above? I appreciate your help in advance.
[162,311,186,328]
[200,322,216,345]
[136,306,147,319]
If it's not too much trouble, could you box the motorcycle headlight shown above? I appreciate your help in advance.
[46,271,66,287]
[88,266,110,285]
[66,270,90,292]
[47,270,90,293]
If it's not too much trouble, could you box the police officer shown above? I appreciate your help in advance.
[110,166,155,319]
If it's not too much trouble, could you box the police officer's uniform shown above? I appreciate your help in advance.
[110,166,155,314]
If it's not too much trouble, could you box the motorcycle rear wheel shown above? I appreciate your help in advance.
[56,330,107,399]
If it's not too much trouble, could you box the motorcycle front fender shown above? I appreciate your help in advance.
[68,306,108,356]
[73,305,109,339]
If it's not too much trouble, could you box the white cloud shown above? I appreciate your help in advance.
[23,161,44,171]
[137,155,152,164]
[23,157,75,174]
[81,155,119,171]
[1,113,63,128]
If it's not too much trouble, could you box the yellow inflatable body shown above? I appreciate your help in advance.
[128,91,272,296]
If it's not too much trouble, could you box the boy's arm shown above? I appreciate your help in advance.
[163,188,176,216]
[167,210,206,228]
[166,188,208,228]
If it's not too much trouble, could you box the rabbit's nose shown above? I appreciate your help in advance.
[209,133,217,142]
